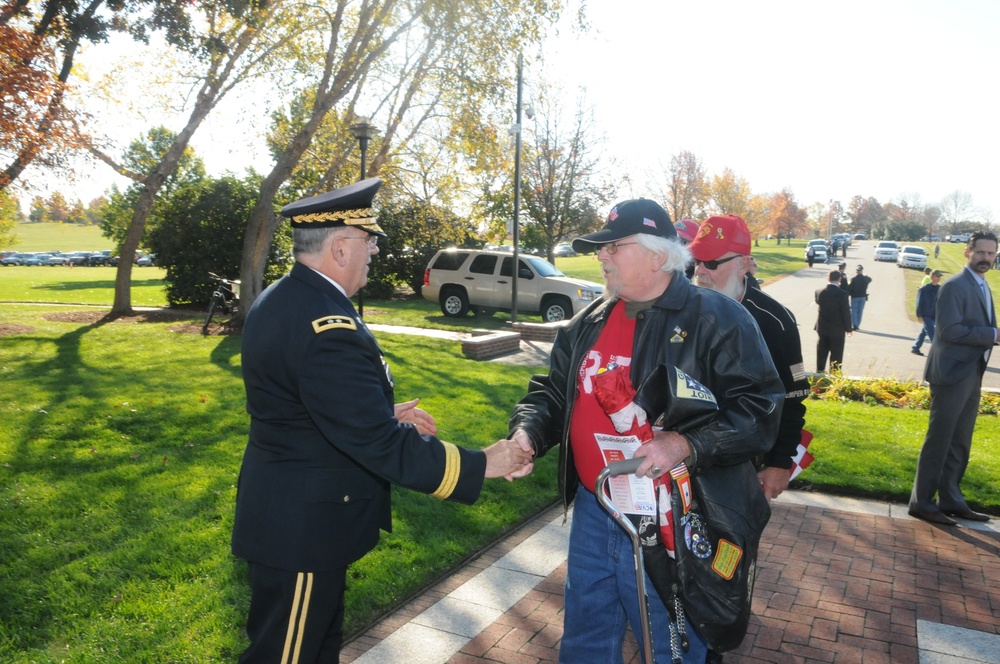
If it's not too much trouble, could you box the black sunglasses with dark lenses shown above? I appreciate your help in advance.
[695,254,743,270]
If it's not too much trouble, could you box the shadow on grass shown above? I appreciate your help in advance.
[30,278,166,292]
[209,335,243,377]
[0,320,249,657]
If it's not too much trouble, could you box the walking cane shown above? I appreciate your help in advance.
[596,457,655,664]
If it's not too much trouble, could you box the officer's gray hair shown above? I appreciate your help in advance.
[635,234,692,274]
[293,227,348,257]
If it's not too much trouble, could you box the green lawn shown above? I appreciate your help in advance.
[0,265,170,307]
[5,222,112,253]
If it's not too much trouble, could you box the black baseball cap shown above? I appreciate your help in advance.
[572,199,675,254]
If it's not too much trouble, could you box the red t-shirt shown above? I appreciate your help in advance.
[569,301,637,493]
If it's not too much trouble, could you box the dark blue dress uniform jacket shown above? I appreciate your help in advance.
[232,262,486,572]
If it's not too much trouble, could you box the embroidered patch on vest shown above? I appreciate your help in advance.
[711,539,743,580]
[312,315,357,334]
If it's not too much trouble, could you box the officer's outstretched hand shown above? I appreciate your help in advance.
[395,398,437,435]
[502,430,536,481]
[484,436,534,481]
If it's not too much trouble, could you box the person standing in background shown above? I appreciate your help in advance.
[848,265,872,330]
[912,270,943,356]
[815,269,853,372]
[909,233,998,526]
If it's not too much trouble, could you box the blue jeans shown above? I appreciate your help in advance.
[561,486,708,664]
[912,317,936,351]
[851,296,867,328]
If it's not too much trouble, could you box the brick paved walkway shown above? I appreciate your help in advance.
[343,493,1000,663]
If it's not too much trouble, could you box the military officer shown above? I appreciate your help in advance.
[232,177,532,663]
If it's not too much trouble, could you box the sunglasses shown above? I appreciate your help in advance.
[695,254,743,270]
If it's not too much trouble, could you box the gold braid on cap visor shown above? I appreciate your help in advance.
[289,208,378,227]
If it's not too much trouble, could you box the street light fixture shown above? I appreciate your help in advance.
[350,116,378,179]
[350,116,378,316]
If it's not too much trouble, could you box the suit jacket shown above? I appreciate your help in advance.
[924,267,997,386]
[232,262,487,571]
[814,284,852,336]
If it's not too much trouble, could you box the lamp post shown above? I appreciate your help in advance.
[350,116,377,179]
[511,54,524,324]
[350,116,378,316]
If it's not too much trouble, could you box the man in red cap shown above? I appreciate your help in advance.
[687,215,809,502]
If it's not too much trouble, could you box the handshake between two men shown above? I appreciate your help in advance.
[394,398,534,481]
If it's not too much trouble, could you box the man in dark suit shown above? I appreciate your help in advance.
[909,232,998,526]
[814,269,853,372]
[231,178,532,662]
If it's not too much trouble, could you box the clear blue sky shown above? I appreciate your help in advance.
[19,0,1000,223]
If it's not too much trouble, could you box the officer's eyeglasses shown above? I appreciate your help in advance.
[344,234,378,247]
[595,241,638,255]
[695,255,742,270]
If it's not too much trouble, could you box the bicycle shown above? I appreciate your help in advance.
[202,272,240,335]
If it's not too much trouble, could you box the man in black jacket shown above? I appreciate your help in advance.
[689,215,809,502]
[848,264,872,330]
[911,269,942,356]
[505,199,784,662]
[232,178,531,662]
[815,269,853,372]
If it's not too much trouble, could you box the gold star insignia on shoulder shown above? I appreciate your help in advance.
[312,315,357,334]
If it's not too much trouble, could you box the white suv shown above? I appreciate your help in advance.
[421,249,603,322]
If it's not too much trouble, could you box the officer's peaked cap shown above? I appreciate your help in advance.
[280,177,386,236]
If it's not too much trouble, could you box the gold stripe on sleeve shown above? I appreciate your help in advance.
[430,442,460,499]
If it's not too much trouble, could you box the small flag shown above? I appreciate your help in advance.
[789,430,815,480]
[609,208,619,221]
[643,217,657,228]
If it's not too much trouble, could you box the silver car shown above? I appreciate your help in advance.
[422,248,603,322]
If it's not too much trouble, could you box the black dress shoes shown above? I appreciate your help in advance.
[941,508,991,522]
[908,508,958,526]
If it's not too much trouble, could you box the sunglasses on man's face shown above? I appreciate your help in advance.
[695,254,742,271]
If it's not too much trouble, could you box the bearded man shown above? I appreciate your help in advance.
[688,215,809,501]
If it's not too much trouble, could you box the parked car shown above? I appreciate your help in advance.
[43,254,71,266]
[23,253,50,266]
[896,245,928,270]
[920,234,941,242]
[948,233,971,244]
[804,239,829,263]
[873,241,899,262]
[61,251,94,265]
[553,242,577,257]
[86,250,114,266]
[1,252,32,266]
[852,232,868,240]
[136,253,157,266]
[421,248,603,322]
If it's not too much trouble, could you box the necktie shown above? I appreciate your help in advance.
[983,281,993,322]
